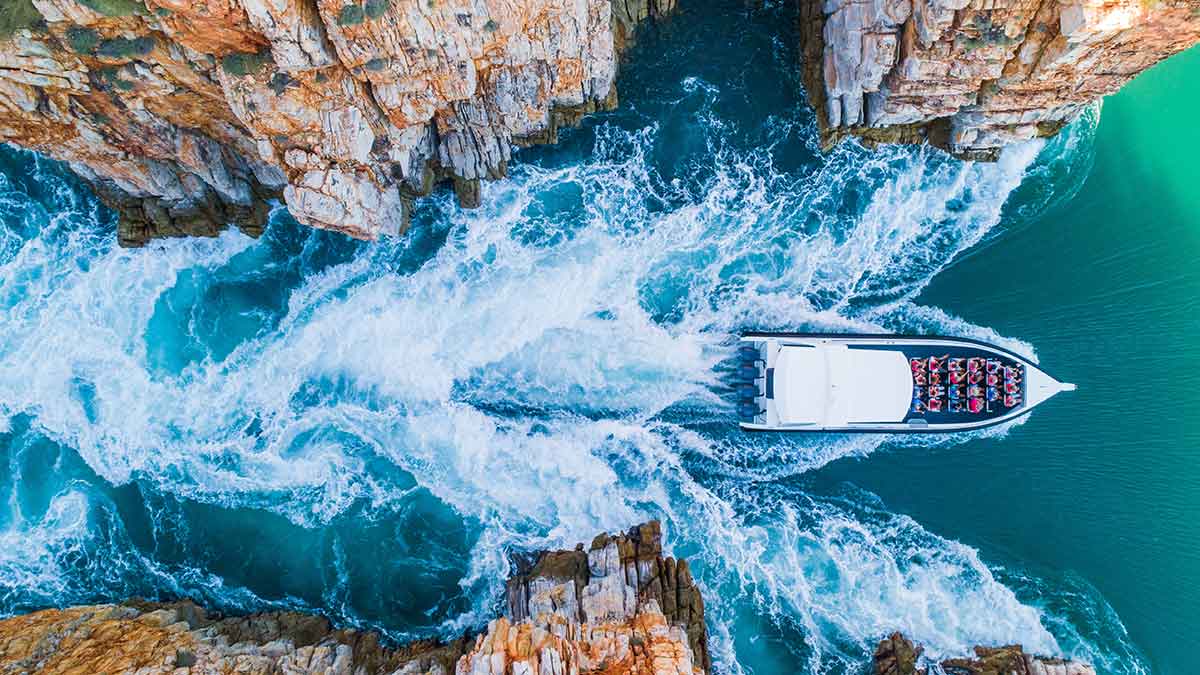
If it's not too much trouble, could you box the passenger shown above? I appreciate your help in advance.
[913,386,926,399]
[948,385,963,400]
[929,371,942,385]
[1005,381,1019,394]
[950,400,965,413]
[929,385,945,398]
[968,358,983,373]
[949,371,966,384]
[1004,394,1020,407]
[928,356,942,372]
[914,372,927,385]
[968,385,984,398]
[987,373,1000,387]
[968,398,984,413]
[911,358,925,372]
[927,397,943,412]
[968,371,984,384]
[987,360,1000,374]
[912,400,926,414]
[1005,366,1021,380]
[986,386,1000,402]
[949,358,966,372]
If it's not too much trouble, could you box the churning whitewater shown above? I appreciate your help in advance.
[0,16,1143,673]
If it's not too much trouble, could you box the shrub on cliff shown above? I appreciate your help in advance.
[99,66,135,91]
[77,0,146,17]
[65,27,100,53]
[96,36,155,58]
[365,0,391,19]
[220,50,274,78]
[0,0,44,40]
[338,4,365,26]
[339,0,390,25]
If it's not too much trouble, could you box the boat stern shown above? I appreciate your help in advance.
[735,337,776,430]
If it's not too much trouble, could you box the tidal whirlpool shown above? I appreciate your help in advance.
[0,1,1148,673]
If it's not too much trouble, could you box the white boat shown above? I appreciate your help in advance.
[735,333,1075,433]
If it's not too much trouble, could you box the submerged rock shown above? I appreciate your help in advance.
[873,632,1097,675]
[0,0,673,244]
[0,521,707,675]
[799,0,1200,159]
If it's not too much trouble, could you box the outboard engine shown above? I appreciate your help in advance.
[738,402,763,421]
[738,345,762,362]
[736,383,759,400]
[736,364,760,381]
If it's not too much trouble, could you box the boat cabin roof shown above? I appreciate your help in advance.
[776,344,912,426]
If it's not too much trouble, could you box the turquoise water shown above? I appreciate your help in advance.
[0,0,1195,672]
[821,44,1200,675]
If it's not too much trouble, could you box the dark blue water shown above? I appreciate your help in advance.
[1,0,1189,672]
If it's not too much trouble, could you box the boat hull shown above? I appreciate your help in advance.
[735,333,1074,433]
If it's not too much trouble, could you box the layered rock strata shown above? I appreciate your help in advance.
[0,0,672,244]
[0,521,708,675]
[800,0,1200,158]
[873,632,1097,675]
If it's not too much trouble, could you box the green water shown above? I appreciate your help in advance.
[819,45,1200,674]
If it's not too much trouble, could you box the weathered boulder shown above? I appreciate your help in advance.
[0,0,674,244]
[800,0,1200,158]
[874,631,927,675]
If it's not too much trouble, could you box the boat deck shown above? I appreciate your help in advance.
[859,344,1026,424]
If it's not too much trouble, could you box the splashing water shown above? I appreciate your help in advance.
[0,0,1143,671]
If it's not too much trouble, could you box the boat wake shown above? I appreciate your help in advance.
[0,70,1143,675]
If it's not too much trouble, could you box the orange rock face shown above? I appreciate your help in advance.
[801,0,1200,157]
[0,522,707,675]
[0,0,672,244]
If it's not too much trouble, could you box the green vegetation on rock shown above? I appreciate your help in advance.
[268,72,294,95]
[96,36,155,58]
[77,0,147,17]
[99,66,135,91]
[483,19,499,32]
[365,57,386,71]
[65,26,100,54]
[364,0,390,19]
[0,0,44,40]
[338,4,365,26]
[962,14,1019,50]
[220,49,274,77]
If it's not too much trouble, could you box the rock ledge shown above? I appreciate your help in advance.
[0,521,707,675]
[0,0,674,244]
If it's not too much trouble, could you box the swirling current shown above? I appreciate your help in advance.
[0,0,1159,673]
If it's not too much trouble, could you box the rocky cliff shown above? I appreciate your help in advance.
[0,0,671,245]
[800,0,1200,158]
[0,521,708,675]
[873,632,1096,675]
